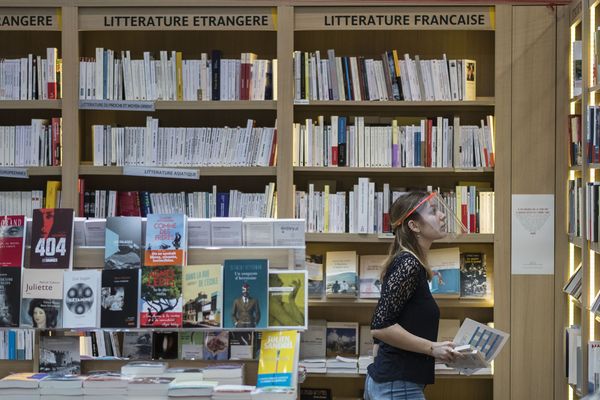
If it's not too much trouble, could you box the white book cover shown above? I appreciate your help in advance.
[210,218,242,247]
[273,219,305,247]
[187,218,211,247]
[359,255,387,299]
[63,269,101,329]
[325,251,357,298]
[359,325,374,356]
[243,218,274,247]
[589,341,600,393]
[300,319,327,360]
[20,268,63,329]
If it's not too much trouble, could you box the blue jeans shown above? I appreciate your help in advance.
[364,374,426,400]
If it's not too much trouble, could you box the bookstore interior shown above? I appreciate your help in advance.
[0,0,594,399]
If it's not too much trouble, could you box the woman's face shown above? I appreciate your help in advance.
[417,200,447,240]
[33,306,46,328]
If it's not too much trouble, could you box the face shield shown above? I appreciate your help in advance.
[391,192,468,239]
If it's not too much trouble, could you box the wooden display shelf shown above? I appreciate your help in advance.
[590,84,600,93]
[0,100,62,109]
[79,165,277,176]
[294,98,495,107]
[589,163,600,169]
[306,233,494,243]
[569,165,583,171]
[309,298,493,308]
[569,236,583,248]
[294,167,494,174]
[22,166,62,176]
[570,94,582,103]
[305,373,493,380]
[591,241,600,254]
[154,100,277,110]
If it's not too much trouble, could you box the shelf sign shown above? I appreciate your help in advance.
[0,168,29,179]
[0,8,60,30]
[295,7,494,31]
[123,166,199,180]
[79,100,155,111]
[79,7,276,31]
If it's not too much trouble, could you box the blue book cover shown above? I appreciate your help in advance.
[222,259,268,329]
[144,214,187,267]
[216,193,230,217]
[428,247,461,298]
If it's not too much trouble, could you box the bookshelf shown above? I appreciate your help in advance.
[0,2,568,400]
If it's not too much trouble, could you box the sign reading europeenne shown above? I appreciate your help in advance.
[295,6,495,31]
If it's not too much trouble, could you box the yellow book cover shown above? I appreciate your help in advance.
[45,180,61,208]
[268,270,307,328]
[176,51,183,101]
[257,330,299,388]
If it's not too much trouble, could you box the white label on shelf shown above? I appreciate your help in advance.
[294,99,310,105]
[0,168,29,179]
[79,100,155,111]
[123,166,199,180]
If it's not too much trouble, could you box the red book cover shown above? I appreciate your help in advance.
[118,191,141,217]
[47,82,57,100]
[51,117,61,166]
[331,146,338,166]
[0,215,26,268]
[77,179,85,217]
[470,214,476,233]
[482,148,490,167]
[29,208,74,269]
[140,265,182,327]
[461,204,468,231]
[268,129,277,166]
[383,213,390,233]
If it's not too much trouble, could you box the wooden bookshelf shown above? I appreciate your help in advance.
[309,298,493,308]
[0,100,62,109]
[294,167,494,174]
[78,165,277,176]
[305,233,494,243]
[294,98,495,107]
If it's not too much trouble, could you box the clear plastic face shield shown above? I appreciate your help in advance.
[391,192,468,239]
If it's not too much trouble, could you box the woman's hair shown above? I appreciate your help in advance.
[27,298,58,328]
[381,191,433,282]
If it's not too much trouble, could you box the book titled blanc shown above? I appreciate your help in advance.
[182,264,222,328]
[20,269,63,329]
[63,270,101,329]
[140,265,182,328]
[222,259,268,329]
[29,208,74,269]
[359,255,387,299]
[428,247,461,298]
[104,216,142,269]
[0,215,26,268]
[0,268,21,327]
[144,214,187,267]
[325,251,358,298]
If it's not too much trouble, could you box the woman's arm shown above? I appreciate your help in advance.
[371,324,456,361]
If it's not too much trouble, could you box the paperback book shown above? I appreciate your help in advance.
[359,255,387,299]
[268,270,307,329]
[104,216,142,269]
[0,215,26,268]
[326,322,358,357]
[140,265,182,327]
[223,259,268,329]
[428,247,461,298]
[62,270,101,329]
[122,332,153,360]
[182,264,222,328]
[178,331,204,360]
[325,251,358,298]
[152,331,179,359]
[203,331,229,360]
[257,330,300,388]
[29,208,74,269]
[300,319,327,360]
[144,214,187,267]
[20,268,63,328]
[306,254,324,299]
[460,252,488,298]
[0,268,21,327]
[229,331,254,360]
[39,335,80,375]
[101,268,139,328]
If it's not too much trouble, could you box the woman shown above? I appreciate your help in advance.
[365,191,460,400]
[27,299,58,329]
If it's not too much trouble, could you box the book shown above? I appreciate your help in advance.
[272,219,305,246]
[29,208,74,269]
[268,270,307,328]
[122,332,153,360]
[62,270,101,329]
[300,319,326,360]
[0,215,26,268]
[300,388,332,400]
[20,268,63,329]
[223,259,268,329]
[0,372,47,388]
[460,252,488,298]
[178,331,204,360]
[210,217,242,247]
[257,330,300,388]
[462,59,476,101]
[140,265,182,327]
[326,322,358,357]
[359,325,374,356]
[306,254,324,299]
[104,216,142,269]
[229,331,254,360]
[144,214,187,267]
[203,331,229,360]
[101,268,139,328]
[39,335,80,375]
[152,331,178,359]
[359,255,387,299]
[182,264,222,328]
[0,268,21,327]
[428,247,460,298]
[243,218,274,246]
[325,251,358,297]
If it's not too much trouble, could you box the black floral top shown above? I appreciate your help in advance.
[368,251,440,384]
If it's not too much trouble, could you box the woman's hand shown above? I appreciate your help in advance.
[430,341,458,362]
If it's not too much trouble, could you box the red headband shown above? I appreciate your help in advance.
[391,192,436,230]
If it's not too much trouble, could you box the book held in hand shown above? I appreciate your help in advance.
[29,208,74,269]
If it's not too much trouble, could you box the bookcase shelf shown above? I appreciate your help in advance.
[304,373,493,380]
[570,165,583,171]
[569,236,583,248]
[23,167,62,176]
[308,298,493,309]
[78,165,278,176]
[305,233,494,244]
[0,100,62,110]
[294,167,494,174]
[294,98,495,108]
[154,100,277,110]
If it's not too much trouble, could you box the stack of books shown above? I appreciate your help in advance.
[82,372,129,399]
[127,376,174,400]
[299,359,326,374]
[39,375,84,399]
[0,372,45,400]
[202,365,244,385]
[251,387,296,400]
[167,379,217,399]
[211,385,255,400]
[326,356,358,374]
[121,361,168,377]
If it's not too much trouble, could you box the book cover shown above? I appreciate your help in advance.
[223,259,268,329]
[104,216,142,269]
[268,270,307,329]
[462,59,476,101]
[326,322,358,357]
[39,335,80,375]
[306,254,324,299]
[0,268,21,327]
[300,388,332,400]
[20,269,63,329]
[359,325,374,356]
[152,331,178,359]
[29,208,74,269]
[428,247,461,298]
[144,214,187,267]
[300,319,326,360]
[62,270,101,329]
[325,251,357,298]
[203,331,229,360]
[101,268,139,328]
[122,332,152,360]
[0,215,26,268]
[229,331,254,360]
[460,252,488,298]
[257,330,299,388]
[359,255,387,299]
[140,265,182,328]
[182,264,222,328]
[178,331,204,360]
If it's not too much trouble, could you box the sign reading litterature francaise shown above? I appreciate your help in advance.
[296,7,494,31]
[0,8,59,30]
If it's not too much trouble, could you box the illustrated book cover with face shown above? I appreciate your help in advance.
[29,208,74,269]
[0,215,26,268]
[20,269,63,329]
[140,265,182,328]
[268,270,307,329]
[182,264,222,328]
[222,259,268,329]
[101,268,139,328]
[62,270,101,329]
[104,216,142,269]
